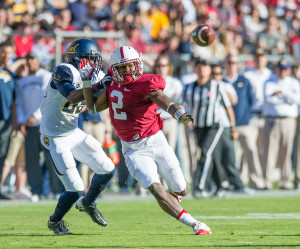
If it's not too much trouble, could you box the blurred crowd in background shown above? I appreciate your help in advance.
[1,0,300,201]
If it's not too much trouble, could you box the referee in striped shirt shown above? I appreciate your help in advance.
[182,58,233,198]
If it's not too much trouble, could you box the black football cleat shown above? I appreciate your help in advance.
[75,198,107,227]
[47,219,72,235]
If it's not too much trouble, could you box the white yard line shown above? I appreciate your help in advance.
[195,213,300,219]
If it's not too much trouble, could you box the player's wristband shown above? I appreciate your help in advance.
[166,102,175,113]
[83,80,92,88]
[174,109,186,121]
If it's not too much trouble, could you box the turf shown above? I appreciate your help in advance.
[0,192,300,249]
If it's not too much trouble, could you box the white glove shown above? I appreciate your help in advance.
[79,59,95,79]
[91,70,105,85]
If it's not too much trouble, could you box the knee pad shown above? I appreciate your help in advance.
[60,167,85,192]
[93,157,115,174]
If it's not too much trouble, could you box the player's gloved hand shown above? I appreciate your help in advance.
[95,73,112,90]
[79,59,95,88]
[174,109,195,124]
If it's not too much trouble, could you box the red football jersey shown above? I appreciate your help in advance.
[106,74,165,142]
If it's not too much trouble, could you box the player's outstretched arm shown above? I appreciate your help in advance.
[83,87,108,114]
[147,89,194,124]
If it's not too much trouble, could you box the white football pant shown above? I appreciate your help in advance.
[40,128,114,192]
[121,130,186,192]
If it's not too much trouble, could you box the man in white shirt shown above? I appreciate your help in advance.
[262,59,300,189]
[243,49,271,189]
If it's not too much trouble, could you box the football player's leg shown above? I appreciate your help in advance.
[72,131,115,206]
[41,135,84,222]
[123,147,181,217]
[153,131,212,235]
[151,131,187,197]
[148,182,211,235]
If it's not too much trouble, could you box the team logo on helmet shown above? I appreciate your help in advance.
[67,43,79,54]
[43,137,49,147]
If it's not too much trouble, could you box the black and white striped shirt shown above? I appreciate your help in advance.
[182,79,231,128]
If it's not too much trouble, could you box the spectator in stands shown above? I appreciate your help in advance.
[0,57,29,200]
[167,0,185,38]
[32,33,55,70]
[0,41,16,200]
[242,6,266,53]
[44,0,69,16]
[82,1,103,31]
[242,49,271,189]
[146,2,170,43]
[37,11,55,32]
[290,62,300,190]
[160,36,187,77]
[262,58,300,189]
[54,8,77,32]
[128,24,148,54]
[218,0,239,31]
[9,0,36,23]
[257,15,286,55]
[221,30,244,54]
[13,22,34,57]
[69,0,88,29]
[0,8,13,44]
[223,53,254,193]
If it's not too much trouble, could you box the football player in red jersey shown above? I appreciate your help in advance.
[81,46,212,235]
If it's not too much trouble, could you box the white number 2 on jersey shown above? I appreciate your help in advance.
[111,90,127,120]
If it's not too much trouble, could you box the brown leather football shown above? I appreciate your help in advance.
[191,24,215,47]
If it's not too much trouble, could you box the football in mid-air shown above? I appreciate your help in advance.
[191,24,215,47]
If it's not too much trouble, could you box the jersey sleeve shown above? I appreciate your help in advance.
[51,65,76,98]
[144,74,166,95]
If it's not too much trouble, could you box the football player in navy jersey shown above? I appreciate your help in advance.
[40,38,115,235]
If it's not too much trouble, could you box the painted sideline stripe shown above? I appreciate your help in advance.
[195,213,300,219]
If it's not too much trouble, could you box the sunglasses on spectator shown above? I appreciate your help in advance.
[212,72,223,75]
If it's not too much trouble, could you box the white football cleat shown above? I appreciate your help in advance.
[192,222,212,235]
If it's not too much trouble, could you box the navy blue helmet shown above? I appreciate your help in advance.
[66,38,102,72]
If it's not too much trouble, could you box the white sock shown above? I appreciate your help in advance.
[177,209,198,227]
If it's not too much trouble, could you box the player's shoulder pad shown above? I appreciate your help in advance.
[143,74,166,89]
[52,65,73,83]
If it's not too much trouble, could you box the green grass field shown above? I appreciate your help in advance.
[0,191,300,249]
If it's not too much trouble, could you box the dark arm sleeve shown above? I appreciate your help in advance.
[51,65,76,98]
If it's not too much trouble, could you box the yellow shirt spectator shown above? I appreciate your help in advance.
[147,4,170,42]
